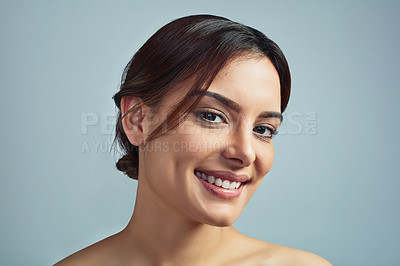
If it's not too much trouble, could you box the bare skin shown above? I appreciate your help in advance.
[55,227,331,265]
[56,57,332,266]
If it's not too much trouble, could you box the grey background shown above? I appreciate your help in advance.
[1,0,399,265]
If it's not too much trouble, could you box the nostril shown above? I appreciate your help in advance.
[221,134,256,167]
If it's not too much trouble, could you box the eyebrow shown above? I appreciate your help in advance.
[196,91,283,122]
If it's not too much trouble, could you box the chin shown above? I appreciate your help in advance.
[210,219,235,227]
[199,211,240,227]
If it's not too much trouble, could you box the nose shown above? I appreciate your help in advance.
[221,123,256,167]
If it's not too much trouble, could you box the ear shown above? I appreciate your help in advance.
[121,96,145,146]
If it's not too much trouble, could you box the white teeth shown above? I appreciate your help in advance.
[196,171,243,189]
[215,178,222,187]
[222,180,230,189]
[201,173,207,180]
[235,182,241,189]
[207,175,215,184]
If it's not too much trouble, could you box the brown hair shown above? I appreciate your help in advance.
[112,14,291,179]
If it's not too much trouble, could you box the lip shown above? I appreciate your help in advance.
[194,170,247,199]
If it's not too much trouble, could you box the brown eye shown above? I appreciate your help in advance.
[200,112,223,123]
[253,125,275,138]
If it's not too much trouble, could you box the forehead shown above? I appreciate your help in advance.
[208,56,281,113]
[154,55,281,116]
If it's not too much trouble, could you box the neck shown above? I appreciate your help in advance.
[121,179,238,264]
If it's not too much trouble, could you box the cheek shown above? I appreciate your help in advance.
[140,137,189,206]
[255,143,275,177]
[142,127,210,181]
[173,122,227,155]
[141,140,173,184]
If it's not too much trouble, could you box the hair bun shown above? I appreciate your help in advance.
[116,153,138,180]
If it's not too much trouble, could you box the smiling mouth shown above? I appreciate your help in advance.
[194,170,243,190]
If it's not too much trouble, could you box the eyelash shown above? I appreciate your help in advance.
[253,125,278,139]
[199,111,226,124]
[197,110,277,139]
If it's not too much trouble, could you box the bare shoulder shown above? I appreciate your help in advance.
[267,244,332,266]
[232,236,332,266]
[54,234,121,266]
[54,248,94,266]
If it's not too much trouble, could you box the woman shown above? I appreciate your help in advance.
[57,15,331,265]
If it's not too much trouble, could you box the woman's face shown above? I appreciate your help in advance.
[139,56,281,226]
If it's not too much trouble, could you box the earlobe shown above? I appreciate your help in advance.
[121,96,145,146]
